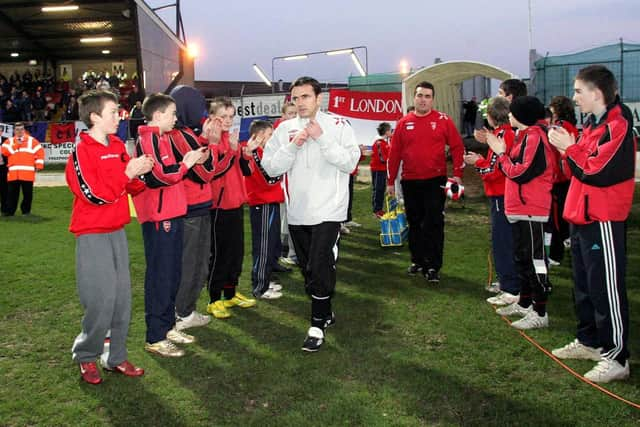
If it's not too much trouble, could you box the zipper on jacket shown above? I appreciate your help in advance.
[584,195,590,222]
[216,187,225,207]
[157,189,164,213]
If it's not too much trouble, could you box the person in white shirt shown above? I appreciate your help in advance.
[262,76,361,352]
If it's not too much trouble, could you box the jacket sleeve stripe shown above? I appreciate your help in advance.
[72,149,110,205]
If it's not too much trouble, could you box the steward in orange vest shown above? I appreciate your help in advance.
[0,122,44,215]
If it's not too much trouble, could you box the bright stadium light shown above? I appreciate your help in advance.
[187,43,199,58]
[351,53,366,76]
[42,5,79,12]
[283,55,308,61]
[399,59,410,75]
[80,36,113,43]
[102,50,110,54]
[326,49,353,56]
[10,52,19,57]
[253,64,272,87]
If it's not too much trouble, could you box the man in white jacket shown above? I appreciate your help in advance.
[262,76,361,352]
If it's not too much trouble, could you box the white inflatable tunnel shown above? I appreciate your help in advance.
[402,61,515,129]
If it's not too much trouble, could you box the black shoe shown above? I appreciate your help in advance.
[272,263,292,273]
[324,312,336,329]
[301,327,324,352]
[407,263,422,276]
[424,268,440,283]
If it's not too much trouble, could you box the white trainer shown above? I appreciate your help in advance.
[496,302,532,317]
[486,291,519,306]
[548,258,561,267]
[166,328,196,344]
[551,339,602,361]
[269,282,282,292]
[511,311,548,330]
[175,311,211,331]
[485,282,500,293]
[345,221,362,228]
[584,359,630,383]
[260,288,282,299]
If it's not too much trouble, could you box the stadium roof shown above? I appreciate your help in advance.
[0,0,152,62]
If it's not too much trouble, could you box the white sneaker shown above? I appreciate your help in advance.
[175,311,211,331]
[260,288,282,299]
[340,224,351,234]
[345,221,361,228]
[269,282,282,291]
[166,328,196,344]
[584,359,630,383]
[548,258,561,266]
[496,302,532,317]
[563,238,571,249]
[485,282,500,293]
[511,311,548,330]
[486,291,519,306]
[551,339,602,361]
[280,257,297,266]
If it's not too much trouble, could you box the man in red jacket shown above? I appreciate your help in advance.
[549,65,635,383]
[387,81,465,283]
[67,90,152,384]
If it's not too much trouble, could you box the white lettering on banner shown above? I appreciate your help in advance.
[349,98,402,115]
[229,94,330,118]
[42,142,76,164]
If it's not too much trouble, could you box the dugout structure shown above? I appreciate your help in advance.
[533,40,640,105]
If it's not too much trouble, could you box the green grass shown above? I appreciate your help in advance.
[1,173,640,426]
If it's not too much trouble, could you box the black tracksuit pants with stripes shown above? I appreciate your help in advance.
[249,203,281,297]
[512,220,551,314]
[571,221,629,364]
[208,207,244,302]
[289,222,340,329]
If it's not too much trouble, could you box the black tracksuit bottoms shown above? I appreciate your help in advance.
[208,207,244,302]
[289,221,341,329]
[571,221,629,364]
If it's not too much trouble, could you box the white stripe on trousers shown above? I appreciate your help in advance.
[599,221,623,360]
[255,206,270,294]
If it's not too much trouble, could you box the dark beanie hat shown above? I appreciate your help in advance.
[509,96,545,126]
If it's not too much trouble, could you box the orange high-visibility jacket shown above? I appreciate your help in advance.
[1,135,45,181]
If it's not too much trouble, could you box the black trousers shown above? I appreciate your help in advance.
[289,222,340,328]
[571,221,629,363]
[346,175,354,222]
[250,203,281,297]
[0,163,7,214]
[401,177,447,272]
[208,207,244,302]
[512,220,550,313]
[548,181,570,262]
[6,180,34,215]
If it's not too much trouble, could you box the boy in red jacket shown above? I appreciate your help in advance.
[370,122,391,218]
[549,65,635,383]
[464,97,519,305]
[206,97,256,319]
[67,90,153,384]
[486,96,554,330]
[243,120,285,299]
[133,93,207,358]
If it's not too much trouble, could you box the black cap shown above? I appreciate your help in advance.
[509,96,545,126]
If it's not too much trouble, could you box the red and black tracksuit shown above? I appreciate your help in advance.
[563,103,635,364]
[498,124,554,315]
[473,125,519,296]
[245,145,285,297]
[370,137,389,213]
[387,110,465,273]
[547,120,579,262]
[133,126,190,344]
[208,132,252,303]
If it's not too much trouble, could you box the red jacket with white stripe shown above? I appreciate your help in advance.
[1,134,44,181]
[166,127,217,217]
[498,124,554,222]
[210,132,251,210]
[387,110,464,185]
[132,126,189,223]
[369,138,389,172]
[473,124,515,197]
[65,132,145,236]
[563,104,636,225]
[243,145,284,206]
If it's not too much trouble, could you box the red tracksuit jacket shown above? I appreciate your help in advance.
[243,145,284,206]
[387,110,464,185]
[498,124,554,222]
[210,132,251,210]
[473,124,515,197]
[563,104,636,225]
[132,126,189,223]
[66,132,145,236]
[370,138,389,172]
